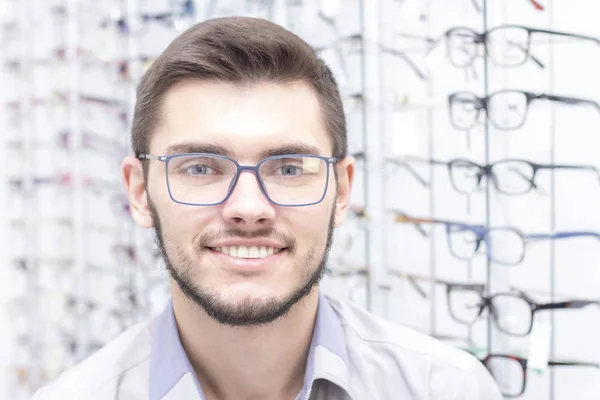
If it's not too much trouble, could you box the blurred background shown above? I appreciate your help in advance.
[2,0,600,399]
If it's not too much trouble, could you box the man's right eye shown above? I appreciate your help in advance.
[184,164,215,175]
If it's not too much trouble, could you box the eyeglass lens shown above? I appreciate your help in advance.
[449,91,529,131]
[448,160,535,194]
[447,287,483,324]
[166,154,329,206]
[446,226,525,264]
[446,26,530,68]
[448,291,533,335]
[489,294,533,335]
[446,28,479,67]
[484,356,525,397]
[449,92,480,129]
[487,91,529,130]
[486,26,531,67]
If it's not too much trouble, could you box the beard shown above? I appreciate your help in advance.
[149,197,336,327]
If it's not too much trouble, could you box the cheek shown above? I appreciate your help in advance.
[288,206,332,245]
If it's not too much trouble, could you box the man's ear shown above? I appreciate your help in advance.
[121,156,154,228]
[333,156,355,228]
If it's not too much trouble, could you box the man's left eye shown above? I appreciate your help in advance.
[280,166,301,175]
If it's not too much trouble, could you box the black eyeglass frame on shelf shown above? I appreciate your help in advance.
[446,285,600,336]
[448,89,600,131]
[480,353,600,398]
[428,24,600,69]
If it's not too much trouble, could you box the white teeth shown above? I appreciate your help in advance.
[259,246,268,258]
[248,246,259,258]
[236,246,249,258]
[228,246,237,257]
[215,245,282,259]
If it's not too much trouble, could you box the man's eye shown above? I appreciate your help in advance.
[185,164,215,175]
[279,165,301,176]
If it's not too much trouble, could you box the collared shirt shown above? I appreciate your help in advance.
[149,291,352,400]
[33,291,503,400]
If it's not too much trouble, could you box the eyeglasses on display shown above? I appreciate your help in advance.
[444,284,600,336]
[392,156,600,195]
[481,353,599,397]
[449,89,600,131]
[392,211,600,265]
[430,24,597,69]
[138,153,339,207]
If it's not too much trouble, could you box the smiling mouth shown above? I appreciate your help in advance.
[208,245,287,259]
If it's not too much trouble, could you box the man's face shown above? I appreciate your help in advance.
[123,80,354,326]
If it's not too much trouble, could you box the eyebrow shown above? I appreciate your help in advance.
[164,141,324,159]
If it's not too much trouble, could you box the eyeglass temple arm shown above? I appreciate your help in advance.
[386,270,429,298]
[390,209,460,236]
[385,271,484,300]
[502,38,545,68]
[380,46,428,80]
[386,157,432,188]
[539,164,600,181]
[526,231,600,242]
[389,210,429,237]
[394,32,438,51]
[137,153,161,160]
[548,360,600,368]
[502,165,539,189]
[529,0,544,10]
[535,94,600,111]
[535,299,600,313]
[529,28,599,45]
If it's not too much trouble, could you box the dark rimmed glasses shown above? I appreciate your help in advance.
[403,157,600,195]
[445,284,600,336]
[481,354,599,397]
[433,25,599,69]
[138,153,339,207]
[449,90,600,130]
[392,211,600,265]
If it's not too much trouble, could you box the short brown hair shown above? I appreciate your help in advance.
[131,17,347,161]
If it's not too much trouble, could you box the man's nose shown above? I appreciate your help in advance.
[221,170,276,226]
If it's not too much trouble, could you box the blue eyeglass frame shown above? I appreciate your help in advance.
[138,153,340,207]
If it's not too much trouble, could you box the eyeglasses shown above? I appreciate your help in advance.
[449,89,600,131]
[481,354,599,397]
[400,157,600,195]
[433,25,598,69]
[139,153,339,207]
[392,211,600,265]
[445,285,600,336]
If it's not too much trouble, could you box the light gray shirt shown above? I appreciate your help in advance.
[33,292,502,400]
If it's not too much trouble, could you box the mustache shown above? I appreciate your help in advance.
[197,228,297,249]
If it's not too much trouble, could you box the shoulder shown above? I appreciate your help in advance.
[32,318,154,400]
[326,296,502,400]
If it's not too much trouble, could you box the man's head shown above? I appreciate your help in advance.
[122,17,354,327]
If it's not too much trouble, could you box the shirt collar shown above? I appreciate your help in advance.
[149,291,351,400]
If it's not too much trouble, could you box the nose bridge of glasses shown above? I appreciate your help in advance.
[230,164,265,195]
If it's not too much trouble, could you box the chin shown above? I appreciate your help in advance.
[213,282,285,303]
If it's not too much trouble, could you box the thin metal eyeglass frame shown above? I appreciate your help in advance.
[138,153,339,207]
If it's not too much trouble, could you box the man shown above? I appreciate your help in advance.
[33,17,502,400]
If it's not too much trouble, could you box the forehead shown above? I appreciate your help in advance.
[151,79,332,159]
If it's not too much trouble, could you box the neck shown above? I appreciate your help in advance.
[171,285,320,400]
